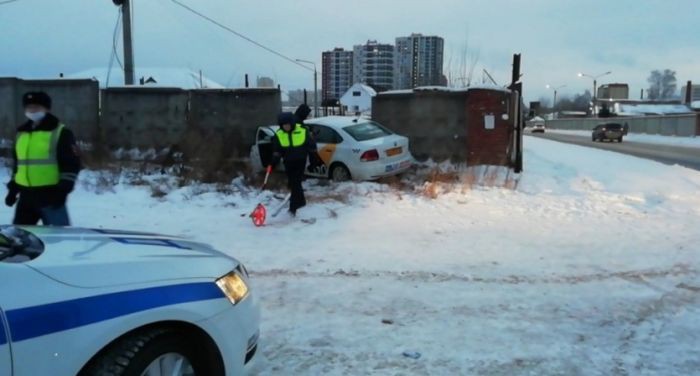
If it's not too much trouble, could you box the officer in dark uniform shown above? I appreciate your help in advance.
[5,92,82,225]
[271,112,317,216]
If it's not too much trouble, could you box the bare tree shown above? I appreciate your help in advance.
[445,32,480,88]
[537,96,551,110]
[572,90,592,111]
[647,69,677,99]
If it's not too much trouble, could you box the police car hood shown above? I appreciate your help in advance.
[22,227,238,288]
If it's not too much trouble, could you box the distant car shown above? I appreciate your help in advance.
[0,226,259,376]
[250,116,414,181]
[530,123,546,133]
[592,123,624,142]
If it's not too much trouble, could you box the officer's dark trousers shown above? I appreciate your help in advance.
[13,194,70,226]
[284,159,306,213]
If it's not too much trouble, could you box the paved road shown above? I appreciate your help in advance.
[528,132,700,171]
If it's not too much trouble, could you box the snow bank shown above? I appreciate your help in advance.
[2,137,699,374]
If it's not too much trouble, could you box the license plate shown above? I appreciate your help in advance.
[385,160,411,173]
[386,147,402,157]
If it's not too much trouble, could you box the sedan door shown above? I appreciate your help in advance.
[250,127,277,172]
[306,124,344,177]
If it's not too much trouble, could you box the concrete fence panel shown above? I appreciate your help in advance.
[546,114,699,137]
[101,87,189,149]
[188,89,280,158]
[0,78,99,141]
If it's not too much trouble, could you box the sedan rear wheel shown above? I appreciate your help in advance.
[330,164,351,182]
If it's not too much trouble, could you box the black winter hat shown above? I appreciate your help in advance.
[294,104,311,122]
[22,92,52,109]
[277,112,295,126]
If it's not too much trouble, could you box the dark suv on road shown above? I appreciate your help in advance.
[592,123,624,142]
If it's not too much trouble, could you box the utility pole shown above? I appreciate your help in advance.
[296,59,318,117]
[577,71,611,108]
[509,54,523,174]
[116,0,135,85]
[546,84,566,109]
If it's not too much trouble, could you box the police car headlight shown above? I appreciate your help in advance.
[216,271,249,305]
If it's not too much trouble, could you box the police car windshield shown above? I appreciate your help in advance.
[343,122,393,141]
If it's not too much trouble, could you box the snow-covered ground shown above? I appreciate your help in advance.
[546,129,700,148]
[3,137,700,375]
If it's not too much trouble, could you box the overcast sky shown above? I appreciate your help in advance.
[1,0,698,102]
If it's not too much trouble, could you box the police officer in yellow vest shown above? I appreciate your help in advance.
[271,112,318,216]
[5,92,82,225]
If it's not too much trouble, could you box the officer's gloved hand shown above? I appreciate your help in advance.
[5,191,17,207]
[5,181,18,207]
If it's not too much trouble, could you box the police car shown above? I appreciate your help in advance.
[250,116,414,181]
[0,226,259,376]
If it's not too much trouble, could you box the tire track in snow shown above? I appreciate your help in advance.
[250,263,697,285]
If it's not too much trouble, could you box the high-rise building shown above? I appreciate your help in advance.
[256,76,274,88]
[394,34,445,89]
[322,48,354,103]
[352,40,394,92]
[681,84,700,102]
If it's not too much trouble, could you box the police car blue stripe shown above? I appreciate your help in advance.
[0,314,7,345]
[6,282,224,342]
[111,237,191,250]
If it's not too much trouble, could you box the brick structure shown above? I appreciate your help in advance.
[464,89,513,166]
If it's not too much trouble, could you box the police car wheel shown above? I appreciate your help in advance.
[82,328,217,376]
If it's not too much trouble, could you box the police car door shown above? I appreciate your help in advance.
[1,303,11,376]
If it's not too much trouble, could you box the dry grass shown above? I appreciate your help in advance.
[409,163,520,199]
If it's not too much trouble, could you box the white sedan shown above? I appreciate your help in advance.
[250,116,414,181]
[0,226,259,376]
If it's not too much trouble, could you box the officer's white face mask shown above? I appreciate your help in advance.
[25,111,46,122]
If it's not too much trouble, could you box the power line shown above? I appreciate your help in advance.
[112,8,124,70]
[107,8,123,87]
[0,0,22,5]
[169,0,312,72]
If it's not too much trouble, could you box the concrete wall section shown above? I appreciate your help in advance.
[101,87,189,149]
[0,78,20,140]
[18,79,100,141]
[0,78,99,141]
[372,90,467,161]
[188,89,280,157]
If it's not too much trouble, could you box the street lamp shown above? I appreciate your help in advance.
[295,59,318,118]
[577,71,611,100]
[546,84,566,108]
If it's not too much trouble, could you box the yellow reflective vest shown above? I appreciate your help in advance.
[276,124,307,148]
[14,124,65,187]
